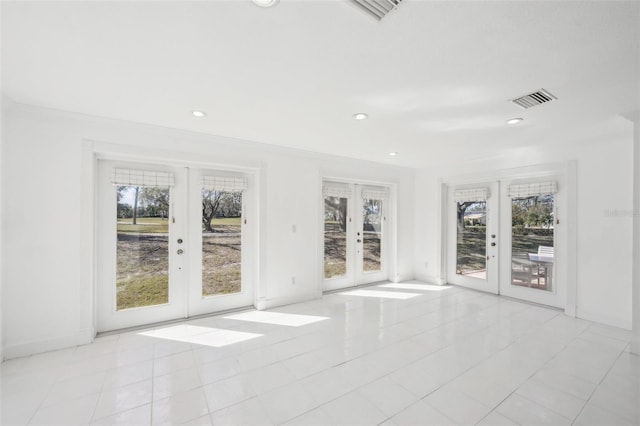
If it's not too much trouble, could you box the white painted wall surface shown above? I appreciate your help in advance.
[414,120,635,330]
[630,112,640,355]
[1,102,415,358]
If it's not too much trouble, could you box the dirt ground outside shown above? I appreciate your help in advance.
[456,230,553,274]
[202,229,241,296]
[324,231,381,279]
[115,219,241,310]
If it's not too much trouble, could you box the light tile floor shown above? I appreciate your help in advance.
[1,281,639,425]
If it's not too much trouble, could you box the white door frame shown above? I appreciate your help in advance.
[446,181,500,294]
[441,162,577,315]
[321,179,394,292]
[498,175,566,308]
[85,141,260,335]
[186,167,255,317]
[96,160,187,332]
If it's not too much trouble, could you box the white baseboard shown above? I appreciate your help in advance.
[414,273,446,286]
[391,274,414,283]
[3,328,94,360]
[575,308,632,331]
[257,292,322,311]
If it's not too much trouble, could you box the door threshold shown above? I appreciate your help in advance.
[96,304,255,338]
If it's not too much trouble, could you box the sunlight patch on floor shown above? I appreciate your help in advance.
[139,325,262,347]
[341,289,421,300]
[223,311,329,327]
[378,283,453,292]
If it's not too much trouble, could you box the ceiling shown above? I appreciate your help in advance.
[2,0,639,168]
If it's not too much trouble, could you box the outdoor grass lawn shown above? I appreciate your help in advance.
[324,230,381,279]
[457,230,553,273]
[116,217,242,311]
[117,216,241,233]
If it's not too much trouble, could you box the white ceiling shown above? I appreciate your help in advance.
[2,0,639,168]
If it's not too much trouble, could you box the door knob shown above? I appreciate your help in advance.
[490,242,496,247]
[357,239,362,243]
[177,249,184,255]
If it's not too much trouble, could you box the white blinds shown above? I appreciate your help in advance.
[201,176,247,192]
[453,187,489,202]
[361,187,389,200]
[111,168,175,187]
[508,181,558,198]
[323,183,352,198]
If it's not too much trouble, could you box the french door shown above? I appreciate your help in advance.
[323,181,389,292]
[447,179,564,308]
[498,179,563,308]
[97,160,254,332]
[446,182,500,294]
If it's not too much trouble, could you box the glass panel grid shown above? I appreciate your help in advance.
[324,195,348,279]
[362,198,383,272]
[202,189,242,297]
[455,200,487,280]
[115,185,170,310]
[510,194,555,291]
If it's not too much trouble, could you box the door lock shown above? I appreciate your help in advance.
[177,238,183,244]
[357,239,362,243]
[491,242,496,247]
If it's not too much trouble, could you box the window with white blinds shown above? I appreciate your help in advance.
[453,187,489,202]
[111,168,175,187]
[201,176,247,192]
[323,183,352,198]
[507,181,558,198]
[361,187,389,200]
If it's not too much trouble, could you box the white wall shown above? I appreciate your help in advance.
[631,112,640,355]
[414,120,635,329]
[2,102,415,358]
[1,97,5,361]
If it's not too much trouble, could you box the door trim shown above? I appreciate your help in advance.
[320,177,396,292]
[446,181,500,294]
[83,140,261,337]
[440,162,577,314]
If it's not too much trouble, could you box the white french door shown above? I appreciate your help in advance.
[97,160,254,332]
[446,182,500,294]
[498,179,564,308]
[446,178,565,308]
[323,182,389,292]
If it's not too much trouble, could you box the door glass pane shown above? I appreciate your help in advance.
[362,198,383,272]
[456,200,487,279]
[202,190,242,297]
[324,196,348,279]
[511,194,554,291]
[116,185,170,310]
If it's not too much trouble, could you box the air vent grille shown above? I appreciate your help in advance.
[348,0,404,21]
[510,89,557,109]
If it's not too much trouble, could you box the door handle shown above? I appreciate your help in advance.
[357,239,362,243]
[490,242,496,247]
[177,249,184,255]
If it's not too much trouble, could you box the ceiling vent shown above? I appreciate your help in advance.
[348,0,404,21]
[510,89,557,109]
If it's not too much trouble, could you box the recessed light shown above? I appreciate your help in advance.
[252,0,279,7]
[389,152,398,156]
[506,117,523,125]
[353,113,369,120]
[192,110,207,118]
